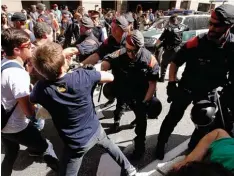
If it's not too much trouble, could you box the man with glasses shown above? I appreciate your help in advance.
[82,16,129,65]
[1,28,58,176]
[101,30,162,159]
[82,16,129,107]
[155,4,234,160]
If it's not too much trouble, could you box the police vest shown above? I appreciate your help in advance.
[163,24,183,50]
[78,35,100,62]
[179,33,228,93]
[106,48,157,100]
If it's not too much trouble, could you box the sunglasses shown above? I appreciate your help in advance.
[209,21,226,28]
[19,42,32,49]
[126,48,138,54]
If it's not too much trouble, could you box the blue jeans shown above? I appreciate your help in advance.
[1,123,58,176]
[60,125,136,176]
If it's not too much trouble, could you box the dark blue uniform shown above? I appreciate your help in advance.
[157,33,229,150]
[63,21,80,48]
[213,25,234,134]
[97,34,126,60]
[104,47,160,151]
[76,32,100,62]
[159,24,184,81]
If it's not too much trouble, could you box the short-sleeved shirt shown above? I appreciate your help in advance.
[96,33,127,60]
[76,33,100,62]
[104,48,159,100]
[173,33,228,93]
[1,58,30,133]
[30,69,101,149]
[209,137,234,172]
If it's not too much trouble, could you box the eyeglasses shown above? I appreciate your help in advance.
[19,42,32,49]
[209,21,226,28]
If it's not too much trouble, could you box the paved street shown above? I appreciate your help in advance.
[1,65,195,176]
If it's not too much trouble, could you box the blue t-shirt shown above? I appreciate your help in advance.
[30,69,101,150]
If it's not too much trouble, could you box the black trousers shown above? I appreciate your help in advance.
[157,87,216,146]
[1,123,58,176]
[115,97,161,149]
[160,47,180,79]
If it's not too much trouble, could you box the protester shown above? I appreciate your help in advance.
[1,28,59,176]
[30,42,138,176]
[173,129,234,172]
[30,5,39,23]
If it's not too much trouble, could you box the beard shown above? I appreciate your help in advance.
[207,31,224,42]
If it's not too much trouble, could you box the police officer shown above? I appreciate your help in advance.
[73,16,100,63]
[63,12,82,48]
[82,16,129,107]
[155,4,234,160]
[101,30,162,159]
[81,16,129,65]
[156,15,185,82]
[214,24,234,133]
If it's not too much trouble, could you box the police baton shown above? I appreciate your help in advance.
[215,90,226,129]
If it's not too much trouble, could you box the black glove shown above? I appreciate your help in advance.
[81,64,95,70]
[167,81,178,103]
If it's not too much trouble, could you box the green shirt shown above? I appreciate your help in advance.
[209,137,234,172]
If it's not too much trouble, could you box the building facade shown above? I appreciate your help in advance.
[2,0,234,14]
[2,0,101,13]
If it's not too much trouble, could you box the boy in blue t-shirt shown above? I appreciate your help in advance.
[29,42,137,176]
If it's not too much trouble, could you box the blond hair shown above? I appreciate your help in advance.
[32,42,65,81]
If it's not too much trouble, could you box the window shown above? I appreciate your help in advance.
[183,17,196,30]
[195,16,209,30]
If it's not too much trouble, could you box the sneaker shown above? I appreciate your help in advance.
[155,142,165,160]
[127,166,137,176]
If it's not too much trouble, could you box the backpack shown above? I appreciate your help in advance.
[1,62,23,129]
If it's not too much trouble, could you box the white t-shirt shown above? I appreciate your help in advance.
[1,58,30,133]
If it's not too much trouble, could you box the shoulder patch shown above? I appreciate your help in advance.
[186,37,199,49]
[109,50,121,58]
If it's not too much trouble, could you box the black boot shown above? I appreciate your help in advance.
[112,121,120,132]
[158,76,165,82]
[155,142,165,160]
[131,145,145,160]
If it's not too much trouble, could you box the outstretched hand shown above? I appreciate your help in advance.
[62,47,79,59]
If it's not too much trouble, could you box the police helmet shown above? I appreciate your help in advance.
[191,100,217,127]
[103,83,115,100]
[147,97,162,119]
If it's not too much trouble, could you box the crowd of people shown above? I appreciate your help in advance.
[1,2,234,176]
